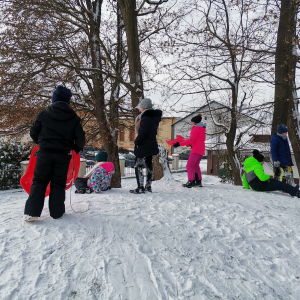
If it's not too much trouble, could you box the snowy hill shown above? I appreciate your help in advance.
[1,173,300,299]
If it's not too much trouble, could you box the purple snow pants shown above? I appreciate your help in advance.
[186,153,203,181]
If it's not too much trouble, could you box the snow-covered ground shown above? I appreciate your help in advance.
[1,173,300,300]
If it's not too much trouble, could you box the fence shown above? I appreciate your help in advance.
[83,156,188,178]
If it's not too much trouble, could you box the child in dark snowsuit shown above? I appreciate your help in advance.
[243,150,300,198]
[24,86,85,221]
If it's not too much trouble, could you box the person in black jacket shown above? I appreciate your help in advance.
[24,86,85,221]
[130,98,162,194]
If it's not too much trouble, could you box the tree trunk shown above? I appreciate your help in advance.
[272,0,295,132]
[226,86,242,186]
[117,0,144,118]
[272,0,300,175]
[118,0,165,180]
[88,0,122,188]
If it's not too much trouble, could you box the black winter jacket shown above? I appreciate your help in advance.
[134,109,162,158]
[30,103,85,154]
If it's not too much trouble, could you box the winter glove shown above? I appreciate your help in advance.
[173,142,180,148]
[273,160,281,168]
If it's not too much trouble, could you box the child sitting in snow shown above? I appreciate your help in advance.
[84,151,115,193]
[243,150,300,198]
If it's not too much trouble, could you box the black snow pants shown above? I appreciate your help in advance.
[263,179,298,197]
[134,155,153,189]
[24,151,71,219]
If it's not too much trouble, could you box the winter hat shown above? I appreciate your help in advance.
[191,113,202,124]
[253,150,264,162]
[277,124,288,134]
[136,98,153,109]
[95,151,108,162]
[52,86,72,105]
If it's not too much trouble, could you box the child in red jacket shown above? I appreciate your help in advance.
[173,114,206,188]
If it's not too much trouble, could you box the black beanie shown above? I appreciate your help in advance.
[253,150,264,162]
[52,86,72,105]
[191,114,202,124]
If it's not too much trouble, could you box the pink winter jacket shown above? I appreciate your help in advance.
[179,124,206,155]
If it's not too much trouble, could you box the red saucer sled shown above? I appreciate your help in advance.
[20,146,80,197]
[166,135,186,146]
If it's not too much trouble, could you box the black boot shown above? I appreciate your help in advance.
[145,185,152,192]
[129,187,145,194]
[194,173,203,187]
[182,181,195,188]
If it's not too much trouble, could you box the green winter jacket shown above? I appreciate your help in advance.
[242,156,270,190]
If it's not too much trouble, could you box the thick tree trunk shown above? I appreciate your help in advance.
[118,0,165,180]
[226,87,242,186]
[88,0,122,188]
[272,0,300,175]
[272,0,295,132]
[117,0,144,118]
[287,99,300,175]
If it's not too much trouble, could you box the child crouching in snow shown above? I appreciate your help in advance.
[172,114,206,188]
[243,150,300,198]
[84,151,115,193]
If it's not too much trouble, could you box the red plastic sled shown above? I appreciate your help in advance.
[20,146,80,197]
[166,135,186,146]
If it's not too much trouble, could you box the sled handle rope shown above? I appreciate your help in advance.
[69,154,90,213]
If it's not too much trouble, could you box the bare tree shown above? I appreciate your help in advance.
[161,0,274,185]
[0,0,130,187]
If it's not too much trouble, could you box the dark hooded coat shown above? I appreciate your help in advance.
[270,134,293,167]
[134,109,162,158]
[30,103,85,153]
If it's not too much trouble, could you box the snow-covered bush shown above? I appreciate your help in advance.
[218,151,248,184]
[0,143,31,190]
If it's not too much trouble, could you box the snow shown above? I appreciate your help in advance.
[1,174,300,299]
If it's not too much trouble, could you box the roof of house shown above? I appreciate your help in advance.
[171,100,265,126]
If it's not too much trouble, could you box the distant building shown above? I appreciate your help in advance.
[118,117,176,155]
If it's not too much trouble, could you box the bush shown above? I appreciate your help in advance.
[0,143,31,190]
[218,151,248,184]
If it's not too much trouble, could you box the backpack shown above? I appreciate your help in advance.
[74,177,93,194]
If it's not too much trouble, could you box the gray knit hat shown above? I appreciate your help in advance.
[136,98,153,109]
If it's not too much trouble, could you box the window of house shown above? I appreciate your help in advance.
[129,127,135,141]
[204,116,207,120]
[119,126,125,141]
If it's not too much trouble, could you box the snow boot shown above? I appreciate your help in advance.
[145,185,152,193]
[297,190,300,198]
[129,187,145,194]
[24,215,39,222]
[182,181,195,188]
[194,173,203,187]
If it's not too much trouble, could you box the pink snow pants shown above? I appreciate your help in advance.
[186,153,203,181]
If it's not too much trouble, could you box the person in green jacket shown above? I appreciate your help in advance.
[243,150,300,198]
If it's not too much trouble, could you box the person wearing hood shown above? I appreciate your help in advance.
[173,114,206,188]
[242,150,300,198]
[270,124,296,187]
[24,86,85,221]
[130,98,162,194]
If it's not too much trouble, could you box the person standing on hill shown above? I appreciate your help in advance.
[173,114,206,188]
[24,86,85,221]
[130,98,162,194]
[270,124,296,187]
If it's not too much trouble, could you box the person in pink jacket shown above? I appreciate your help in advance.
[173,114,206,188]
